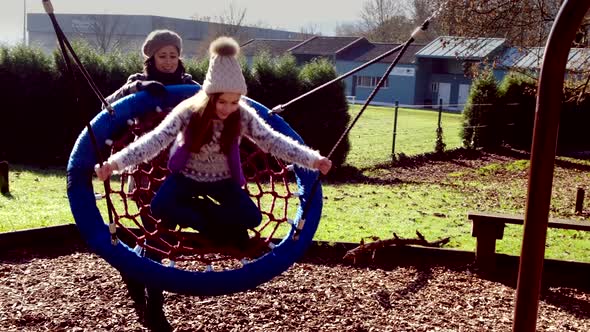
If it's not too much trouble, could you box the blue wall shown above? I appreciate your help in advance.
[415,58,473,109]
[240,56,417,106]
[336,61,416,106]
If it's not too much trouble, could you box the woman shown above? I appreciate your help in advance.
[96,36,331,332]
[105,29,197,332]
[105,29,197,104]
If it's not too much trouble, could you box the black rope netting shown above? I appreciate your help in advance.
[102,108,297,267]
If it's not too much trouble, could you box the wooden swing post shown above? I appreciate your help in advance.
[0,161,8,194]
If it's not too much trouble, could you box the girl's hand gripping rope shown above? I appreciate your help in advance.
[94,161,117,181]
[314,157,332,175]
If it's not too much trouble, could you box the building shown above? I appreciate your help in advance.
[31,15,587,112]
[27,13,300,58]
[287,36,362,64]
[242,35,590,111]
[241,36,423,106]
[337,41,423,106]
[415,36,507,110]
[498,46,590,77]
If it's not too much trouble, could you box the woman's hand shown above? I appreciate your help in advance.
[94,162,115,181]
[137,80,166,97]
[314,157,332,175]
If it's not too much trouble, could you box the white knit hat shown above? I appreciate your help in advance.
[202,37,247,95]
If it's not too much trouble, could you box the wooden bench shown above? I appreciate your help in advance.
[468,211,590,268]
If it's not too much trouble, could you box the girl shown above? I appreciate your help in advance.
[96,36,331,331]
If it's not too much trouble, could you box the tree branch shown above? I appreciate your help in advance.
[343,231,450,264]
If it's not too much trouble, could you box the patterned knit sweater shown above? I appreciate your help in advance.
[108,98,322,182]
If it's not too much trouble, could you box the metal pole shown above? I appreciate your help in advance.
[392,101,399,161]
[512,1,590,331]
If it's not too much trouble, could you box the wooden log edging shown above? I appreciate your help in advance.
[1,225,589,289]
[0,224,82,251]
[0,224,473,262]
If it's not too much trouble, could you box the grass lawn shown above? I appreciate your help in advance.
[2,106,590,263]
[346,104,463,168]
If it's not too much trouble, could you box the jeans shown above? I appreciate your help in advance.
[150,173,262,245]
[128,174,262,318]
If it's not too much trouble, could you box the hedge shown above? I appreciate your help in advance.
[0,44,350,167]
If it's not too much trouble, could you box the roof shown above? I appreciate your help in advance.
[500,47,590,72]
[416,36,507,60]
[288,36,364,55]
[27,13,298,41]
[338,42,424,65]
[28,13,155,36]
[240,39,304,57]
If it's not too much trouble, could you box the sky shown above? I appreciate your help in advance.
[0,0,363,45]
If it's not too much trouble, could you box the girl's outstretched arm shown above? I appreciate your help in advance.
[240,101,331,173]
[102,99,193,174]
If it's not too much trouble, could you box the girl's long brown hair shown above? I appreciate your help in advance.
[184,91,241,155]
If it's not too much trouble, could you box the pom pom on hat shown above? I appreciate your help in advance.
[142,29,182,58]
[209,36,240,57]
[202,36,247,95]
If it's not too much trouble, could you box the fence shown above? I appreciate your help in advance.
[345,100,522,168]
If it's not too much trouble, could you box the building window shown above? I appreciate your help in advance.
[356,76,389,88]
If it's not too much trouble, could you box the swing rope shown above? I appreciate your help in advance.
[42,0,119,244]
[42,1,115,113]
[322,1,450,159]
[270,0,447,115]
[269,43,404,114]
[43,0,298,265]
[45,0,446,252]
[292,14,440,238]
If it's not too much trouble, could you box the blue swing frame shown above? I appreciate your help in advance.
[67,85,322,296]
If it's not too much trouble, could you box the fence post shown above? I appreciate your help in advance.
[0,161,8,195]
[435,99,446,154]
[575,187,585,214]
[392,101,399,161]
[438,99,443,128]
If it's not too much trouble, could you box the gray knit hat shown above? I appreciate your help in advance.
[202,37,247,95]
[142,29,182,58]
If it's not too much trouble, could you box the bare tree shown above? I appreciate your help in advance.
[192,2,249,38]
[336,0,427,42]
[432,1,590,97]
[349,0,590,94]
[344,0,589,46]
[334,22,365,37]
[359,0,415,42]
[191,14,212,22]
[298,23,323,38]
[192,1,261,56]
[215,2,248,36]
[409,0,441,41]
[434,0,568,47]
[72,15,128,54]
